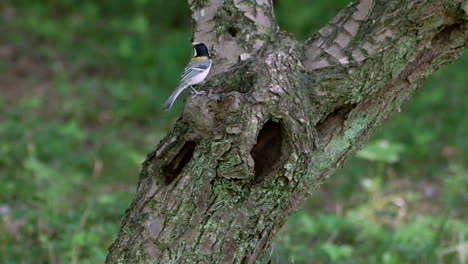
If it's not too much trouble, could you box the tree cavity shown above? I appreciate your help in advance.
[162,141,196,184]
[251,120,283,180]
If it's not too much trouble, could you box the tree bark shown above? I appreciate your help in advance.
[106,0,468,263]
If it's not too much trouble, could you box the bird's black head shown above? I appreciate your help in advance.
[192,42,211,59]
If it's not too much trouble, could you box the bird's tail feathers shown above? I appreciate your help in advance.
[162,84,188,110]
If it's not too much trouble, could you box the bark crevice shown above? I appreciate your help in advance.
[401,23,467,82]
[316,103,357,145]
[162,141,196,184]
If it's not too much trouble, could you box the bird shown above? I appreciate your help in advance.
[162,42,212,110]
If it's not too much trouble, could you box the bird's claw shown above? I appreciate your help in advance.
[190,87,206,95]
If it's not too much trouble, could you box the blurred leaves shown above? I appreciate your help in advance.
[356,140,405,164]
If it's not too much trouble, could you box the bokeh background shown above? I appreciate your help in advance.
[0,0,466,263]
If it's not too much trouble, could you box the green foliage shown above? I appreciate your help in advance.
[356,140,405,164]
[1,0,467,263]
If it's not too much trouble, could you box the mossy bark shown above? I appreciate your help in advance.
[106,0,468,263]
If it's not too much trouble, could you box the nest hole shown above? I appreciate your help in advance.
[162,141,196,184]
[227,27,238,37]
[251,120,283,180]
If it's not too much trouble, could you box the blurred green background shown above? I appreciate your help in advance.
[0,0,466,263]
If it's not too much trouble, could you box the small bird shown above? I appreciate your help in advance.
[162,42,212,110]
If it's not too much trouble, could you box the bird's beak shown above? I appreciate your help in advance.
[192,42,200,46]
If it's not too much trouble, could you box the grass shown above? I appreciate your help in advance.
[1,0,467,263]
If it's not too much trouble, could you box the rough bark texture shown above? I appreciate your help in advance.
[107,0,468,263]
[189,0,275,75]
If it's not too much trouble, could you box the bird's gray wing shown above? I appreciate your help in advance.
[179,59,211,84]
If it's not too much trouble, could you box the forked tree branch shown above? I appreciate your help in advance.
[106,1,467,263]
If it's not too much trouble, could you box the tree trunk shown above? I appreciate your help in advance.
[106,0,468,263]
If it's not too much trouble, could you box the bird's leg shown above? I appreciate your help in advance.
[190,86,205,95]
